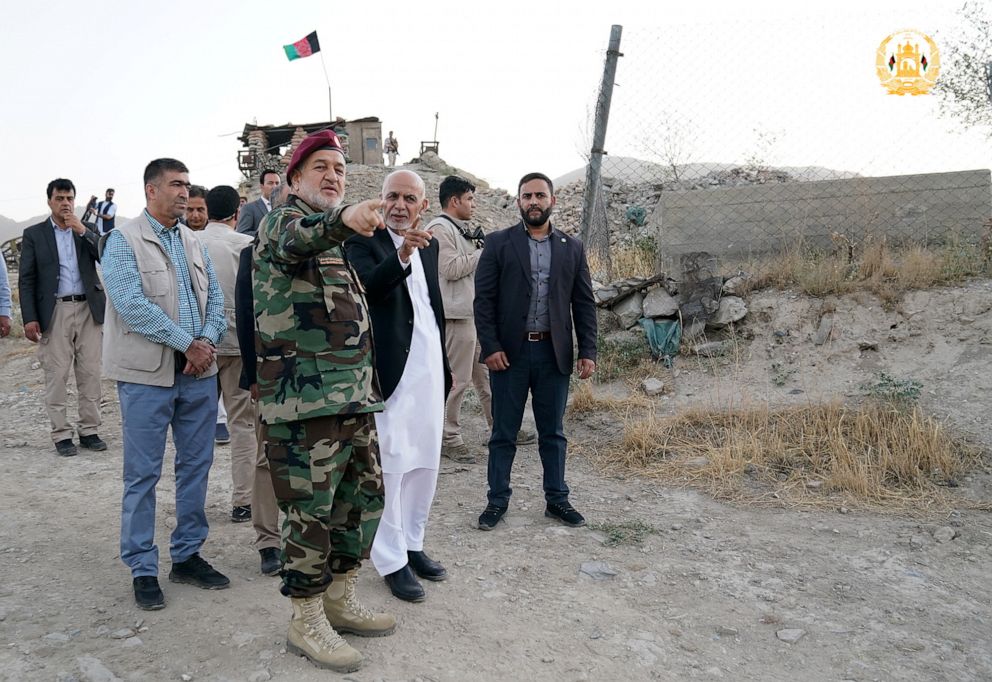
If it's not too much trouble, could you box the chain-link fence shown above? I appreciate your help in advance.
[577,20,992,285]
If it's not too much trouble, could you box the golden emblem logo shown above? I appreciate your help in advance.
[876,30,940,95]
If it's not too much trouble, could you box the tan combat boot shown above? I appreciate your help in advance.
[286,594,363,672]
[323,570,397,637]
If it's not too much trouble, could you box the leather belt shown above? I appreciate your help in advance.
[58,294,86,302]
[525,331,551,341]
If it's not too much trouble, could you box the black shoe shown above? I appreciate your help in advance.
[259,547,281,576]
[407,550,447,581]
[169,553,230,590]
[79,434,107,451]
[477,504,507,531]
[54,439,78,457]
[133,576,165,611]
[545,501,586,527]
[383,565,425,602]
[231,505,252,523]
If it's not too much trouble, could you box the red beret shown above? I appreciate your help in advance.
[286,130,344,180]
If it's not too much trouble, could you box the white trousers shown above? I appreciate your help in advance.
[371,468,438,576]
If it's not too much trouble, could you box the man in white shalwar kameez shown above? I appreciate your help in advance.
[344,170,452,602]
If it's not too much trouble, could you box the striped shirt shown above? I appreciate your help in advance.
[102,210,225,352]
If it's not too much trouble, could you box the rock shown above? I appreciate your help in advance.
[776,628,806,643]
[94,626,109,637]
[858,339,878,351]
[716,626,739,637]
[44,632,71,643]
[806,480,822,490]
[594,284,619,305]
[693,341,729,357]
[181,675,193,682]
[641,378,665,396]
[612,292,644,329]
[579,561,618,580]
[642,288,679,318]
[933,526,957,543]
[706,296,747,329]
[247,672,271,682]
[909,535,926,549]
[109,628,134,639]
[721,275,749,297]
[122,637,143,647]
[813,313,833,346]
[77,656,123,682]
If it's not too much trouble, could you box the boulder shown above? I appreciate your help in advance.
[613,292,644,329]
[642,288,679,318]
[706,296,747,329]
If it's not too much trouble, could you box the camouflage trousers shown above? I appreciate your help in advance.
[261,413,383,598]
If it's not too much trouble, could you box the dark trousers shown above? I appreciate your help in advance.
[487,338,570,507]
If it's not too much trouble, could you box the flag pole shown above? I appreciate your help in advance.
[319,50,332,122]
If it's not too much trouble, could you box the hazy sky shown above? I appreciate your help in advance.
[0,0,985,221]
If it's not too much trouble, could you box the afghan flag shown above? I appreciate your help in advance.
[921,54,928,72]
[284,31,320,61]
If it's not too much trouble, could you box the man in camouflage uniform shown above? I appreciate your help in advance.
[253,130,393,673]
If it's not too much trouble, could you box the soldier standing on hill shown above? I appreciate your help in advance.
[253,129,395,673]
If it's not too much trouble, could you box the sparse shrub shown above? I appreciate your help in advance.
[589,519,657,546]
[860,372,923,406]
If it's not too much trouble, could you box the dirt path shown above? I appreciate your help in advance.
[1,284,990,682]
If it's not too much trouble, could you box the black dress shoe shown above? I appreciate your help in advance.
[79,434,107,451]
[231,505,252,523]
[383,565,425,602]
[545,501,587,527]
[169,553,230,590]
[259,547,281,576]
[407,550,447,581]
[133,576,165,610]
[54,439,78,457]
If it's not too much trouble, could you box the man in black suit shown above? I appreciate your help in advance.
[236,169,281,236]
[19,178,107,457]
[474,171,597,530]
[345,170,452,603]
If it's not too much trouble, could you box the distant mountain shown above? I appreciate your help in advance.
[554,156,859,187]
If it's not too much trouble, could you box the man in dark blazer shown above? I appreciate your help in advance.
[19,178,107,456]
[236,169,281,236]
[345,170,453,603]
[474,171,597,531]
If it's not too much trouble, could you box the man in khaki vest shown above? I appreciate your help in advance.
[428,176,534,463]
[101,158,229,611]
[198,186,260,527]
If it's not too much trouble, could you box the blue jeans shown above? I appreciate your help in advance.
[118,374,218,577]
[487,338,570,507]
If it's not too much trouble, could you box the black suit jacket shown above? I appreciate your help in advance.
[236,198,268,236]
[18,218,105,333]
[344,229,452,402]
[235,244,257,390]
[474,222,597,376]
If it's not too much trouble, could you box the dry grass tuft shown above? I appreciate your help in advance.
[589,245,657,281]
[601,401,984,513]
[746,237,989,303]
[568,381,652,415]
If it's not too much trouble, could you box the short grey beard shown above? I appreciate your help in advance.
[297,185,343,212]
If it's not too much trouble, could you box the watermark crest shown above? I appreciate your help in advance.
[876,30,940,96]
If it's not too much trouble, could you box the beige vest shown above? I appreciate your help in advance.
[102,213,217,386]
[199,222,253,356]
[428,213,482,320]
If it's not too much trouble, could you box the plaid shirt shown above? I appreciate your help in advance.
[102,210,225,352]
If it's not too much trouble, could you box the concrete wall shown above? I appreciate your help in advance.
[652,169,992,261]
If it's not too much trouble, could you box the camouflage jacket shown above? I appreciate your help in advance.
[253,195,382,424]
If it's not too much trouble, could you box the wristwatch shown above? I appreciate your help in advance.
[195,336,216,348]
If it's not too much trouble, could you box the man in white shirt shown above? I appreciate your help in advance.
[344,170,452,603]
[94,188,117,233]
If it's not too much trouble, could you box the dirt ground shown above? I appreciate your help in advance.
[1,282,991,682]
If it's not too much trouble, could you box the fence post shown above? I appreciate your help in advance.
[580,25,623,274]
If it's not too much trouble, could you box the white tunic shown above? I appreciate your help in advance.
[374,232,445,474]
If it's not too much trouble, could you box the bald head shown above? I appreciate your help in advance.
[381,170,428,233]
